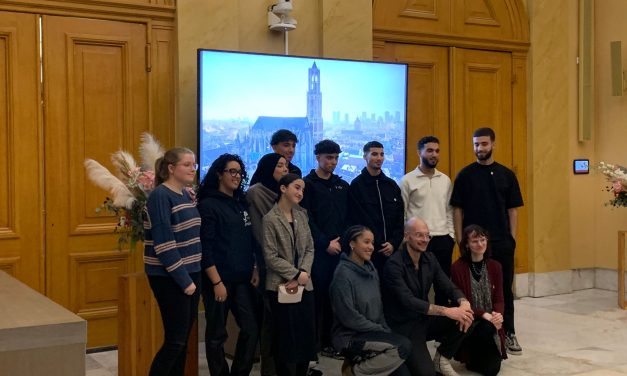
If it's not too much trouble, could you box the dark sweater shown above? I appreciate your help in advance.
[197,190,255,283]
[144,184,202,289]
[300,170,349,284]
[348,168,404,270]
[330,253,390,351]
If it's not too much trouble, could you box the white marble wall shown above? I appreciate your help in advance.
[516,268,627,298]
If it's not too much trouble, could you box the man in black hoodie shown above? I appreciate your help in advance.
[300,139,349,359]
[348,141,404,272]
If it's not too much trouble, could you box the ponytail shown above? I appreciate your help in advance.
[154,147,194,187]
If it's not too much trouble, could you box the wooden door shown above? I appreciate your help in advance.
[450,48,513,175]
[391,44,451,175]
[43,15,148,347]
[0,12,43,291]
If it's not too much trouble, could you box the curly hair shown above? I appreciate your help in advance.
[197,153,248,201]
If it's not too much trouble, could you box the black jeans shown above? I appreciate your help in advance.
[148,272,200,376]
[201,276,259,376]
[491,237,516,334]
[427,235,455,306]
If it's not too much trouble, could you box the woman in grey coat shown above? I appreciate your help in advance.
[262,173,316,376]
[330,225,411,376]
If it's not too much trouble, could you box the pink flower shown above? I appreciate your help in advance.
[137,170,155,190]
[613,180,624,195]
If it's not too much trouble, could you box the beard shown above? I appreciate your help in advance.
[475,149,493,161]
[421,156,438,169]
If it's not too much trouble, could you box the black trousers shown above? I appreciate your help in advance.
[148,272,200,376]
[427,235,455,306]
[312,274,334,351]
[201,276,259,376]
[491,237,516,334]
[391,316,467,376]
[462,320,502,376]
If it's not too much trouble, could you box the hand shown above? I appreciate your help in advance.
[250,267,260,288]
[184,186,197,203]
[444,306,474,332]
[326,237,341,255]
[183,282,196,296]
[285,279,298,294]
[297,271,309,286]
[490,311,503,330]
[378,242,394,256]
[214,282,228,302]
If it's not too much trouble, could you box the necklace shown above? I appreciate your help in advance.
[471,260,485,276]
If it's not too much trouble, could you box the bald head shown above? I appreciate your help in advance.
[404,217,431,253]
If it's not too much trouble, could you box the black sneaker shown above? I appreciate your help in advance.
[505,332,523,355]
[308,369,323,376]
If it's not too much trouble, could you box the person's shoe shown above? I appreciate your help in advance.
[433,351,459,376]
[505,332,523,355]
[307,369,323,376]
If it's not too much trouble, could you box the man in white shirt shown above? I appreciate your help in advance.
[400,136,455,307]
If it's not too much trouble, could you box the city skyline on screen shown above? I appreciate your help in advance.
[198,49,407,184]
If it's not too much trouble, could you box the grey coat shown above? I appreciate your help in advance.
[262,203,315,292]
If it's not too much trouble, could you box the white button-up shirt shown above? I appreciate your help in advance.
[400,167,454,238]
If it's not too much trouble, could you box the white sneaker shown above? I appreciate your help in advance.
[433,351,459,376]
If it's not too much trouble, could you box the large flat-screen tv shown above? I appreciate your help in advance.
[198,49,407,184]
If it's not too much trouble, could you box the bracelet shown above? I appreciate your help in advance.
[213,280,222,286]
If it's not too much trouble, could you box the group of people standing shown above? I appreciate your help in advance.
[143,126,523,376]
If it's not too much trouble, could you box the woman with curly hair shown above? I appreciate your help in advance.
[197,153,259,376]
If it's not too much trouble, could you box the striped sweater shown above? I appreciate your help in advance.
[144,184,203,289]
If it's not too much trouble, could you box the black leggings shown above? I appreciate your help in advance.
[148,272,200,376]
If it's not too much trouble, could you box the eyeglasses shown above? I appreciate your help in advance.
[175,162,198,170]
[223,168,242,177]
[412,232,432,240]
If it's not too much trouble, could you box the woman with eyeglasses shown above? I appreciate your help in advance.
[246,152,289,376]
[144,147,202,376]
[197,154,259,376]
[449,224,507,375]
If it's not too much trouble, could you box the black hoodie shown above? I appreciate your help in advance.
[348,167,404,271]
[300,169,349,284]
[197,190,255,283]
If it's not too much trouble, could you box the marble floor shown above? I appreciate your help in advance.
[86,288,627,375]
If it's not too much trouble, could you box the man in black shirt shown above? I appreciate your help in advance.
[300,139,349,359]
[348,141,404,272]
[450,127,524,355]
[270,129,302,176]
[382,217,474,376]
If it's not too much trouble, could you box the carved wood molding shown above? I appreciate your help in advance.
[0,0,175,21]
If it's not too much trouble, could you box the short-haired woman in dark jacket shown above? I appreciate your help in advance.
[197,154,259,376]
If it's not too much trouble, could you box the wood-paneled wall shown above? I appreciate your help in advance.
[373,0,530,273]
[0,0,176,347]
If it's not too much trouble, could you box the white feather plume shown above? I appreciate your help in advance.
[110,150,138,182]
[84,159,136,209]
[139,133,165,171]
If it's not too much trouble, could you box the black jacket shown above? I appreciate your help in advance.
[289,162,302,177]
[300,170,349,284]
[348,168,404,270]
[381,245,465,328]
[197,190,255,283]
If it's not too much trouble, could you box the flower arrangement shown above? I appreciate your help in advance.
[597,161,627,208]
[84,133,165,250]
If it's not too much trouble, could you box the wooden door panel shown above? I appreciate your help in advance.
[44,15,148,347]
[450,48,512,175]
[0,12,42,290]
